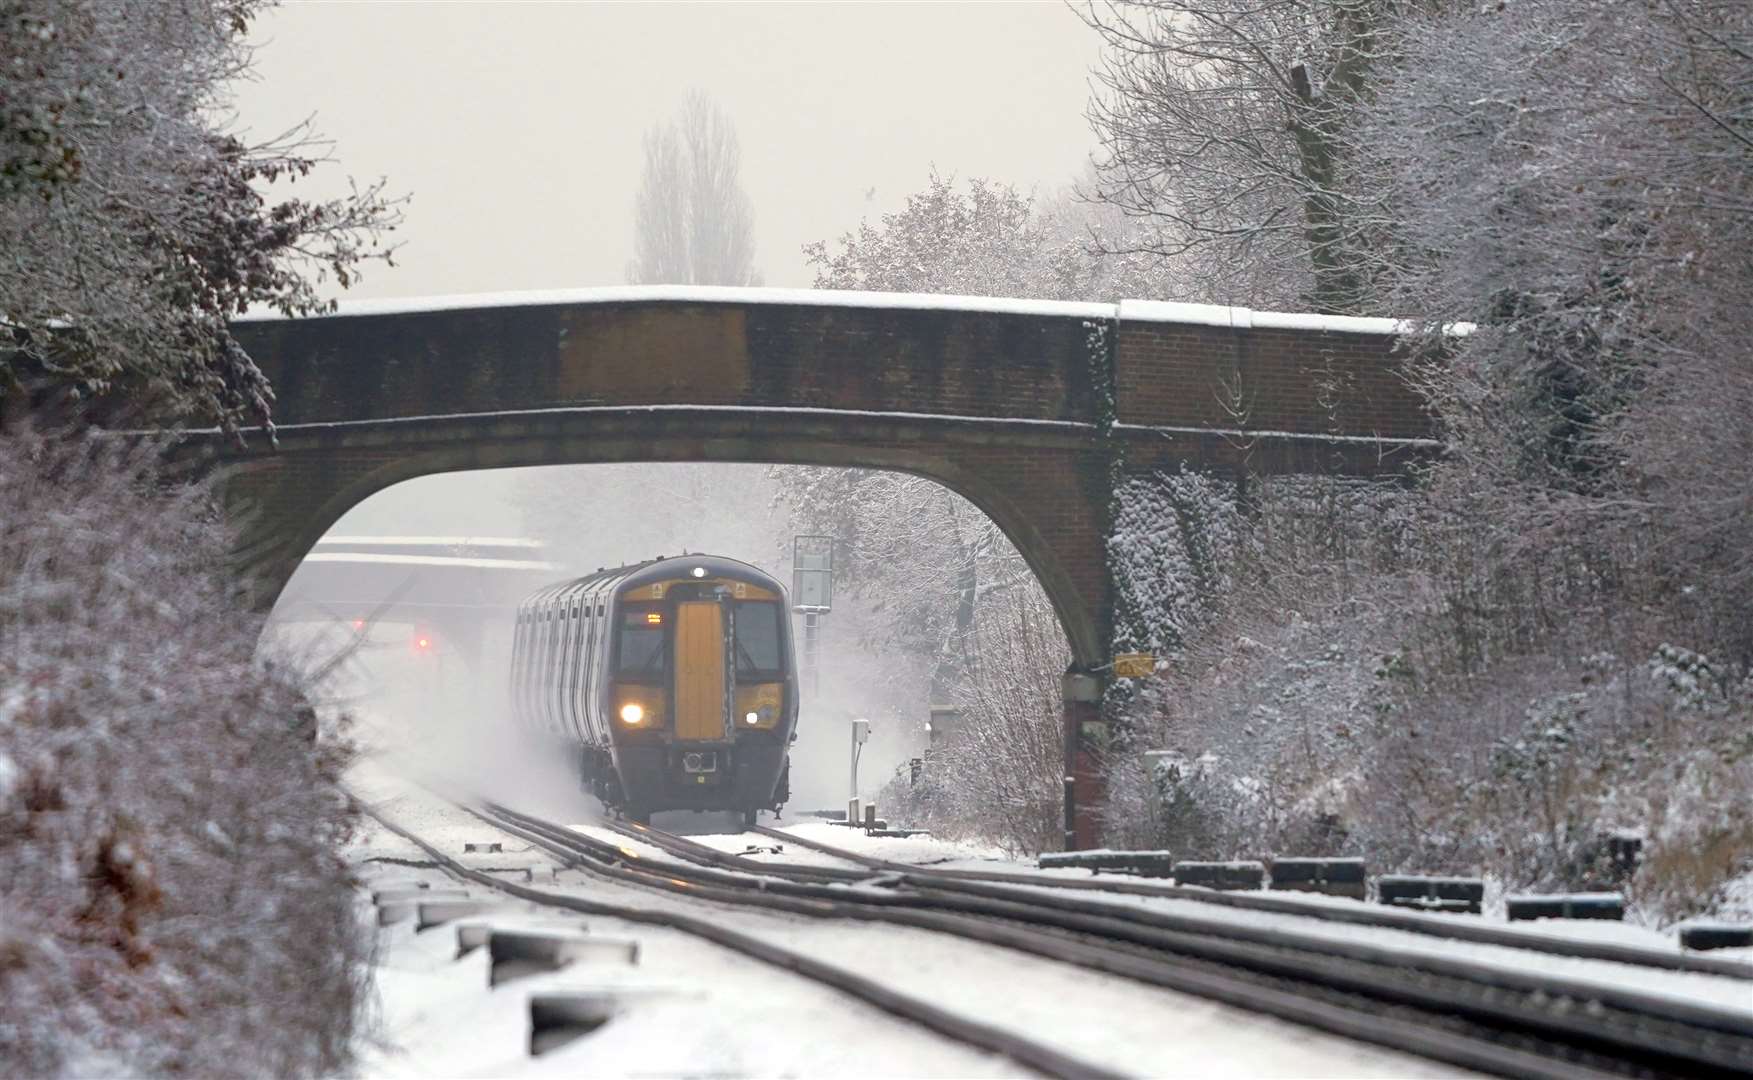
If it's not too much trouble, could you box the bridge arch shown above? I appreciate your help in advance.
[262,419,1105,667]
[184,287,1434,847]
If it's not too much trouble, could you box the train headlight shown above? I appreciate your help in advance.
[744,711,758,725]
[620,703,645,724]
[691,566,707,578]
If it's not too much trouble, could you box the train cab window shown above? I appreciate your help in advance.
[733,601,783,679]
[616,606,667,678]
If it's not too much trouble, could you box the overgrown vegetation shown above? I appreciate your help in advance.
[0,431,364,1075]
[1079,0,1753,923]
[876,569,1069,855]
[1102,477,1753,921]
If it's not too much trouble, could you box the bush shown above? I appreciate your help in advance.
[0,430,363,1076]
[1102,469,1753,922]
[881,578,1069,855]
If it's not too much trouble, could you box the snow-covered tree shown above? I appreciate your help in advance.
[790,172,1101,691]
[1097,0,1753,915]
[626,91,761,287]
[775,467,1040,682]
[806,171,1059,298]
[1353,0,1753,652]
[1082,0,1404,313]
[881,578,1070,854]
[0,0,399,432]
[805,167,1158,302]
[789,170,1159,849]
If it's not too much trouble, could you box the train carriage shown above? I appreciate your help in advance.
[509,554,797,825]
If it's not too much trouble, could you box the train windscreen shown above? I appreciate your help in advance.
[616,606,666,677]
[733,600,783,679]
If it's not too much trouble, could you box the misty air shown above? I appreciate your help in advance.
[3,2,1750,1078]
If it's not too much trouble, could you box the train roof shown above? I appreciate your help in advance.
[518,553,786,611]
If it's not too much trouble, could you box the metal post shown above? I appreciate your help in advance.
[791,535,832,706]
[1063,775,1076,852]
[804,611,820,700]
[848,717,870,823]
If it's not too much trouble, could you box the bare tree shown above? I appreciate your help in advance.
[627,91,761,286]
[1081,0,1408,313]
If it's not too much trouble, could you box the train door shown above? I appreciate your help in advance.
[673,601,727,741]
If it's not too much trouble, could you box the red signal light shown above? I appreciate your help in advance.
[413,633,433,652]
[351,619,365,631]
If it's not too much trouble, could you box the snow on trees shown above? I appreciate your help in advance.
[1093,0,1753,918]
[2,4,390,1067]
[1082,0,1395,313]
[789,171,1175,849]
[1351,0,1753,650]
[0,431,364,1075]
[0,0,399,433]
[804,167,1158,303]
[626,90,761,287]
[806,171,1064,299]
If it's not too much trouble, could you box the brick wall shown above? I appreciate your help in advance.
[1114,321,1432,440]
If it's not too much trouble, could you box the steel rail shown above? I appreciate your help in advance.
[750,823,1753,980]
[585,815,1753,1076]
[357,800,1126,1080]
[610,818,1753,1043]
[483,802,1716,1080]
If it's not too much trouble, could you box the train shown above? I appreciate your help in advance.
[508,554,797,825]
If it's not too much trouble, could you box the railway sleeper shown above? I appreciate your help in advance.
[1680,924,1753,952]
[1377,875,1486,915]
[1172,860,1265,891]
[1506,894,1626,922]
[1268,857,1368,900]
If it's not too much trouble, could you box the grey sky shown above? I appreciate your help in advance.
[234,1,1103,299]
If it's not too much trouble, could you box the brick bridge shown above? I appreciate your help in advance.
[197,286,1436,846]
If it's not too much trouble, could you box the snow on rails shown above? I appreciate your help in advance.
[351,779,1753,1079]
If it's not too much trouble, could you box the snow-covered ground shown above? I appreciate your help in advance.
[565,814,1753,1013]
[347,765,1462,1078]
[761,822,1753,1014]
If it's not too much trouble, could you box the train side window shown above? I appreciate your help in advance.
[733,600,784,679]
[581,594,598,735]
[543,607,562,731]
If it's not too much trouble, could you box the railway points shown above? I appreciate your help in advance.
[365,772,1753,1078]
[753,821,1753,982]
[351,777,1461,1078]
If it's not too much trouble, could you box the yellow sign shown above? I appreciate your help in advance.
[1113,653,1157,678]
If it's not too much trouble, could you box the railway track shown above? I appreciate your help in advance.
[744,822,1753,980]
[527,808,1753,1080]
[360,800,1127,1080]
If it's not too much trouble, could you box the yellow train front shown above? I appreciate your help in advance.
[509,554,797,825]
